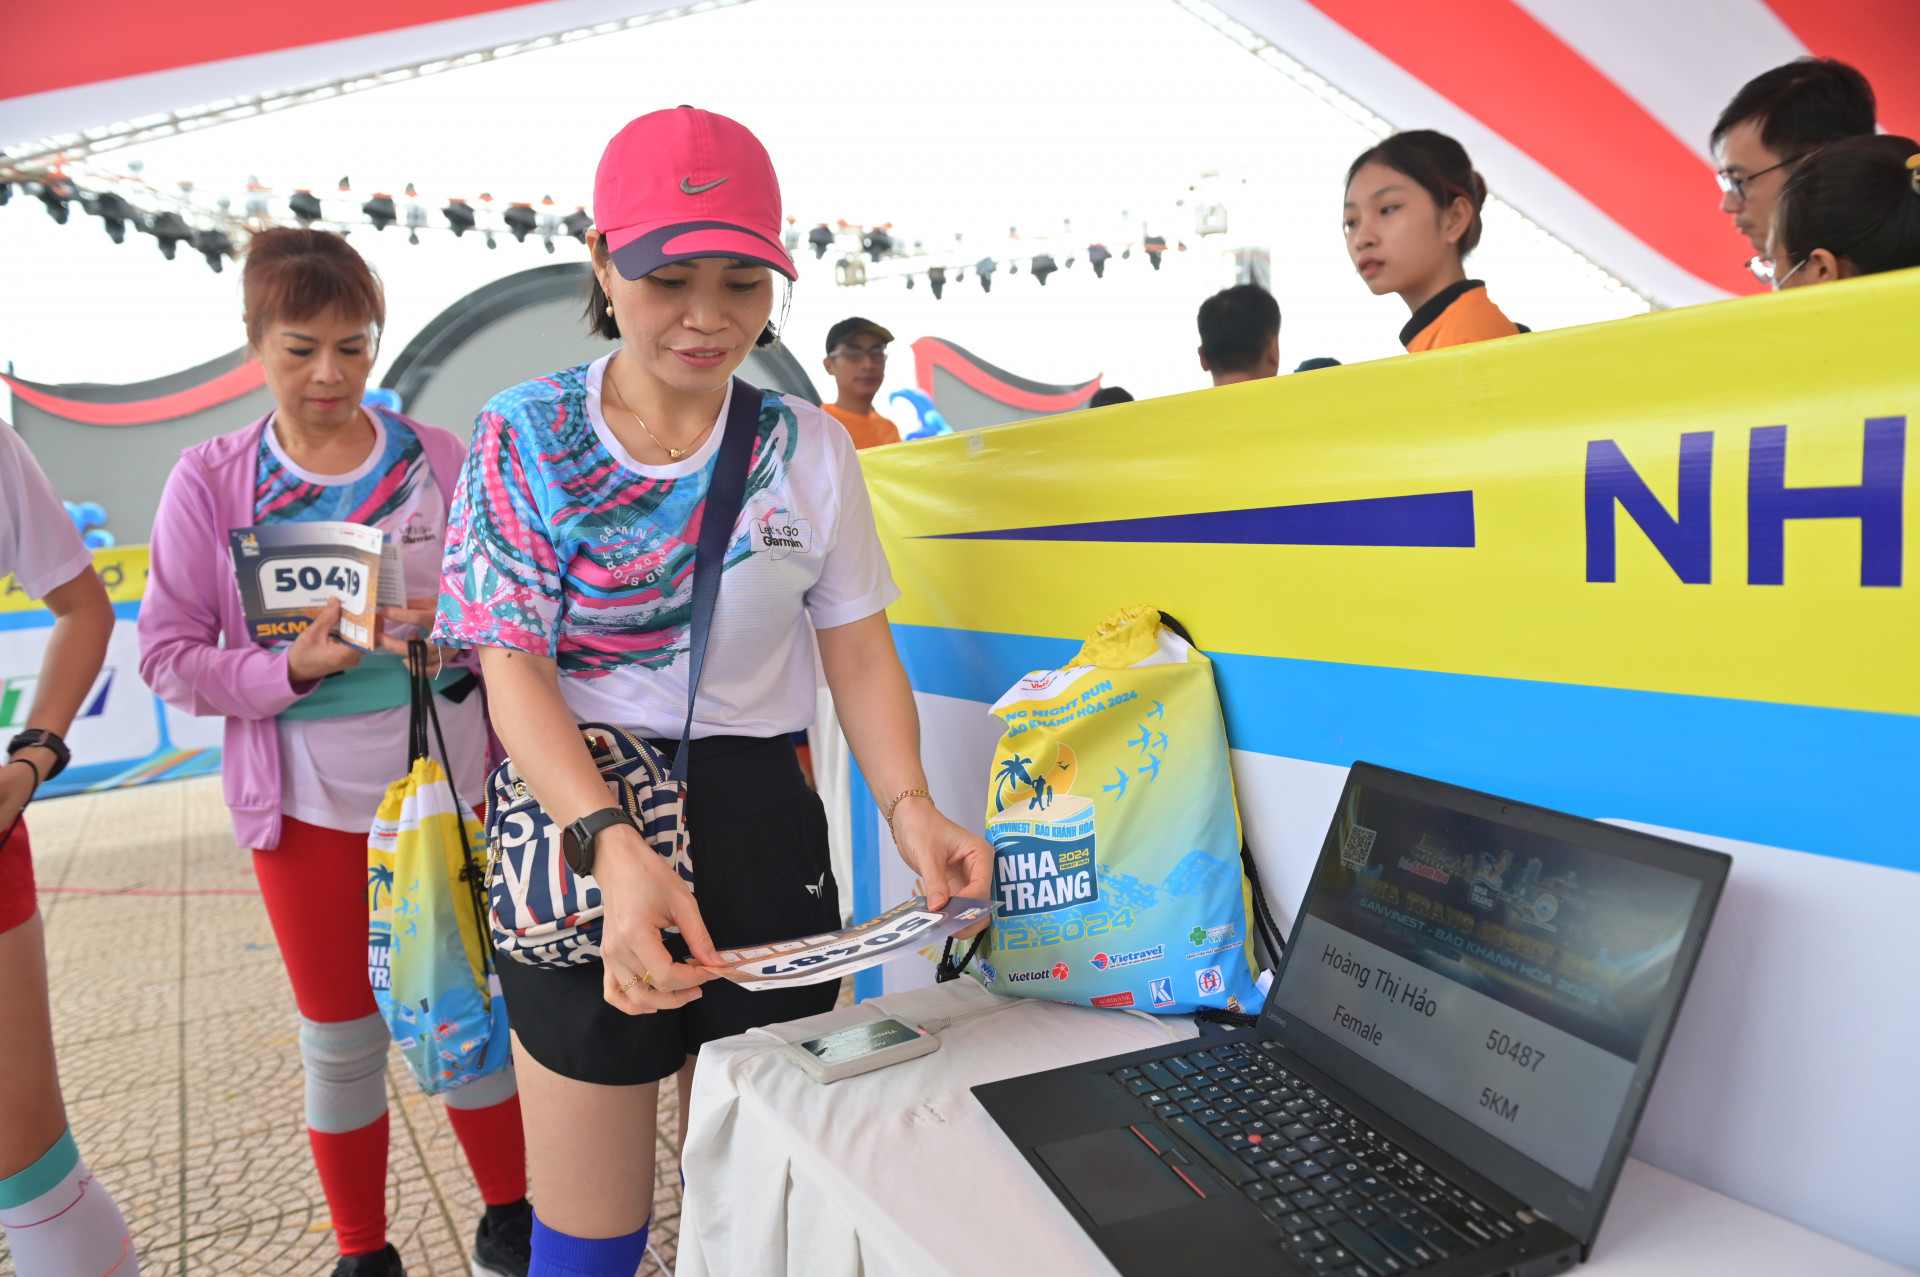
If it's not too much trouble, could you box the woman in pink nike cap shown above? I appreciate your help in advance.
[432,107,993,1272]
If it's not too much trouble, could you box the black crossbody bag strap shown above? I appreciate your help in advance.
[671,378,762,785]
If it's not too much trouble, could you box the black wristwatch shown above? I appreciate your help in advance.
[8,729,70,782]
[561,807,639,876]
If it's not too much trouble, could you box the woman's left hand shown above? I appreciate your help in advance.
[889,797,994,933]
[377,606,456,676]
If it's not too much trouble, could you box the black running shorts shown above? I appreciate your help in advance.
[495,734,843,1086]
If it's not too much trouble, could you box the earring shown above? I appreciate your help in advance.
[605,304,614,316]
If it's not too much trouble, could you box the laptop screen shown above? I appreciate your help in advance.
[1271,776,1703,1190]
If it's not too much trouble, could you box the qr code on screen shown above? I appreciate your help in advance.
[1340,825,1378,870]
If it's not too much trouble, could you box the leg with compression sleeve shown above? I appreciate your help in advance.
[0,1127,142,1277]
[255,821,396,1257]
[441,1068,527,1207]
[301,1013,392,1256]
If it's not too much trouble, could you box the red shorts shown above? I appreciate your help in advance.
[0,821,36,934]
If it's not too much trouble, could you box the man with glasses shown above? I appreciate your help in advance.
[820,317,902,449]
[1711,58,1877,283]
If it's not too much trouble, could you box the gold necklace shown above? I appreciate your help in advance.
[604,365,712,461]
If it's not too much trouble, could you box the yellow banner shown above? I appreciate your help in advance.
[860,269,1919,871]
[0,544,148,612]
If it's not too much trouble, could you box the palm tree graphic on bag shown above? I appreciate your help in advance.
[993,755,1035,814]
[367,862,395,912]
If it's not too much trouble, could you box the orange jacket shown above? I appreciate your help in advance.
[1403,280,1521,352]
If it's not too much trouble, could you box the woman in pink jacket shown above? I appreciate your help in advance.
[138,229,529,1277]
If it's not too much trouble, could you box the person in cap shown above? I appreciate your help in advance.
[820,317,902,448]
[432,107,992,1276]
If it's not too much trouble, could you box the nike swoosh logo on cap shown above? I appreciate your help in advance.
[681,176,729,194]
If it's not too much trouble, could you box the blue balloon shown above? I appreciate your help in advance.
[362,388,404,414]
[75,501,107,530]
[889,388,953,441]
[83,528,116,550]
[64,500,84,529]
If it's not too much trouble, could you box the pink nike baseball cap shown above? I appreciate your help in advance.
[594,107,797,281]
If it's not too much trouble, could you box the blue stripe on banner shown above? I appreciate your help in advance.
[0,599,141,631]
[890,623,1920,875]
[919,490,1475,547]
[847,755,884,1003]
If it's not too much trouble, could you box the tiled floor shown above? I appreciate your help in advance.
[0,778,685,1277]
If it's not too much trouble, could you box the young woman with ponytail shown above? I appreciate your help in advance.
[1342,130,1523,351]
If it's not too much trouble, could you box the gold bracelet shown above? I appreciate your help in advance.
[883,787,931,835]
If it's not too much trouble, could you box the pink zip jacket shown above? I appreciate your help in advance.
[138,410,470,850]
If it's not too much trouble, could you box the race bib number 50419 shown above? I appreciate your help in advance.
[257,556,369,612]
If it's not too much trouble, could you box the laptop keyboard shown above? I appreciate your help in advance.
[1110,1041,1517,1274]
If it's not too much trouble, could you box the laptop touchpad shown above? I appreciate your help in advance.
[1035,1127,1199,1226]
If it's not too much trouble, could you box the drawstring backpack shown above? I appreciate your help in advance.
[480,378,759,969]
[367,639,510,1094]
[976,606,1281,1015]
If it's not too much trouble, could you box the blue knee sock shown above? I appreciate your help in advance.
[529,1211,648,1277]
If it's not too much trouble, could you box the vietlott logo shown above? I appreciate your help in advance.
[988,743,1100,918]
[1007,961,1071,984]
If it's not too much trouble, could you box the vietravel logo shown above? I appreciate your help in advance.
[1090,945,1164,971]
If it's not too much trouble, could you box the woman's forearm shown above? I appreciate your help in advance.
[477,646,620,825]
[26,568,114,737]
[816,612,928,808]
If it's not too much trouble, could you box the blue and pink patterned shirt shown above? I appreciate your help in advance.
[432,356,896,739]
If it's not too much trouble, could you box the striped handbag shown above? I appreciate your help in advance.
[478,377,760,969]
[482,723,693,967]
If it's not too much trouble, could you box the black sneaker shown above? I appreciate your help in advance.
[471,1199,532,1277]
[331,1244,405,1277]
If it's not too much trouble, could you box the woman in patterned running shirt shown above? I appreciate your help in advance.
[431,108,994,1276]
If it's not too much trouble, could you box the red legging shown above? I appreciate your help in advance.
[254,816,526,1255]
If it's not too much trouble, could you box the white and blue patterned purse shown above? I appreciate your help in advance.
[480,378,760,969]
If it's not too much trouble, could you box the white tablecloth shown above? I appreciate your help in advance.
[679,981,1908,1277]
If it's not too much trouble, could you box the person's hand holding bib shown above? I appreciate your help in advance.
[592,822,720,1014]
[890,793,994,938]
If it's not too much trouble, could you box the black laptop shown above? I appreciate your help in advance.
[975,762,1729,1277]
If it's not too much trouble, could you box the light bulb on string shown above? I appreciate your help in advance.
[362,193,396,231]
[504,203,537,242]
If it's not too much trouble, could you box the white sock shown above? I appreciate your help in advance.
[0,1128,141,1277]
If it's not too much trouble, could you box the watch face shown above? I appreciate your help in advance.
[561,822,592,876]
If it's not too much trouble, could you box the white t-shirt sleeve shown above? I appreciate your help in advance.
[0,420,93,601]
[801,404,900,630]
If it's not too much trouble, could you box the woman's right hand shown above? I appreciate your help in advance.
[592,825,720,1015]
[285,597,365,684]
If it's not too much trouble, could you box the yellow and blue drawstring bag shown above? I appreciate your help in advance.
[979,606,1270,1015]
[367,641,510,1094]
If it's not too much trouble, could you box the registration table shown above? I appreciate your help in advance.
[679,981,1906,1277]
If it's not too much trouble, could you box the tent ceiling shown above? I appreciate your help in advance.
[4,0,1913,308]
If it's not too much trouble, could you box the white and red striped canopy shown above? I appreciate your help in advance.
[4,0,1914,306]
